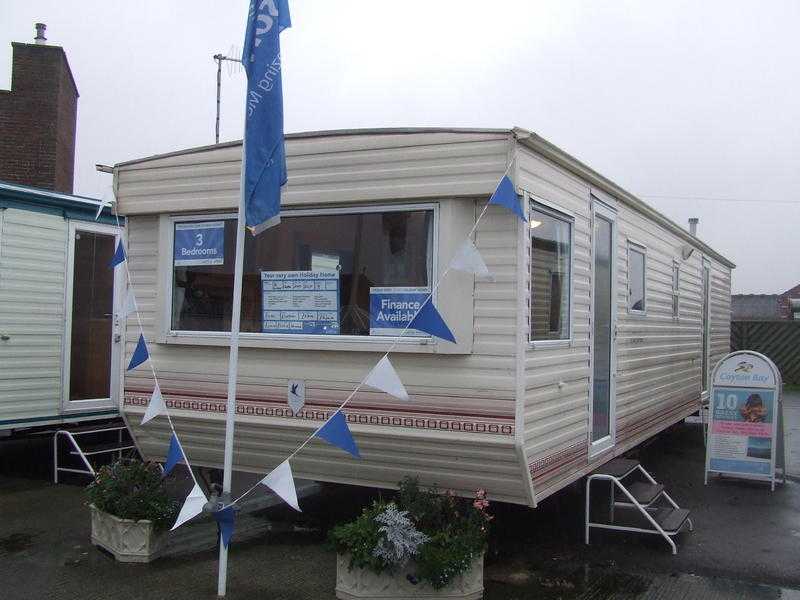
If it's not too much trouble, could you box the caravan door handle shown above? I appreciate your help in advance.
[0,332,9,341]
[113,334,122,343]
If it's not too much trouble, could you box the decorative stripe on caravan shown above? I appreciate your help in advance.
[123,390,514,436]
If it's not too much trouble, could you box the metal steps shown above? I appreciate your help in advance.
[614,481,665,507]
[54,420,139,483]
[585,458,693,554]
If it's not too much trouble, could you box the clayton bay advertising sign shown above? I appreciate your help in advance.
[705,351,783,490]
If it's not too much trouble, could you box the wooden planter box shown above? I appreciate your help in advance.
[335,553,484,600]
[90,504,165,563]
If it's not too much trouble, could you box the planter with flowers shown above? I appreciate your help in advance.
[86,459,179,563]
[330,478,491,600]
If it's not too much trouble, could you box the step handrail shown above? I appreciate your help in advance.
[54,430,95,483]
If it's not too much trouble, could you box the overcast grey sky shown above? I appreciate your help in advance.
[2,1,798,293]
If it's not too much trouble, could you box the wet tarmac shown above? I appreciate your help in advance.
[1,417,799,599]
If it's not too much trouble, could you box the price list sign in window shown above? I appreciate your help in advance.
[261,271,340,335]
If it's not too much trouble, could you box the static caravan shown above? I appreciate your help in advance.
[0,181,124,432]
[114,128,733,505]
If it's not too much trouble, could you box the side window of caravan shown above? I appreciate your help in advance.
[529,203,572,342]
[627,243,646,313]
[170,206,435,336]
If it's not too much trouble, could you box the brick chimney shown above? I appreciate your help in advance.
[0,23,79,193]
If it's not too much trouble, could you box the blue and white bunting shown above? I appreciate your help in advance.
[127,334,149,371]
[488,175,526,222]
[141,384,166,425]
[162,432,184,476]
[109,240,126,268]
[364,356,409,401]
[241,0,292,234]
[171,483,207,530]
[316,411,360,458]
[449,239,492,280]
[213,506,236,548]
[260,460,300,511]
[122,289,138,318]
[409,301,456,344]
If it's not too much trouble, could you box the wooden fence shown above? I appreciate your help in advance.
[731,320,800,385]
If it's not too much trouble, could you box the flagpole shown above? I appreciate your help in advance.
[217,133,248,598]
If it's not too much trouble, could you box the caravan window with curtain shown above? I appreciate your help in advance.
[169,205,435,337]
[530,203,572,342]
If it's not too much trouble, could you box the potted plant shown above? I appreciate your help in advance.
[330,478,492,599]
[86,459,179,563]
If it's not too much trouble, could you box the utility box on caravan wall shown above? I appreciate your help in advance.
[0,181,124,432]
[113,127,734,506]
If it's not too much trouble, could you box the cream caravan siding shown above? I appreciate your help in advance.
[118,131,532,504]
[516,145,732,501]
[116,132,511,215]
[515,147,594,498]
[0,208,67,426]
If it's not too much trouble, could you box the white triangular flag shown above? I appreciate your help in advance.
[171,483,207,530]
[260,460,300,512]
[123,290,138,318]
[449,240,492,279]
[141,384,166,425]
[364,356,409,401]
[95,186,114,221]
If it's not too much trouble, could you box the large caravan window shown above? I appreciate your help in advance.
[170,206,435,336]
[628,243,646,313]
[530,203,572,341]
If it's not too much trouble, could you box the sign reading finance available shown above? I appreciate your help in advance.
[262,271,340,335]
[174,221,225,266]
[705,351,782,490]
[369,287,430,337]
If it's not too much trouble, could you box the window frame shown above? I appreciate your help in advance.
[672,259,681,319]
[527,197,575,348]
[162,202,440,346]
[626,240,647,315]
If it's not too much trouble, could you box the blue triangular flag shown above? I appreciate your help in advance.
[213,505,236,548]
[488,175,526,222]
[162,433,184,476]
[109,240,126,268]
[127,334,149,371]
[316,411,360,458]
[409,300,456,344]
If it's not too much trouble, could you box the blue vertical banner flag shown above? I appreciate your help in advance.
[241,0,292,234]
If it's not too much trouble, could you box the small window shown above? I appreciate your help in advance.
[672,261,680,318]
[530,203,572,341]
[628,243,646,313]
[170,206,435,336]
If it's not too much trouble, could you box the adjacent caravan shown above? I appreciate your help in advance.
[0,181,124,432]
[113,128,733,505]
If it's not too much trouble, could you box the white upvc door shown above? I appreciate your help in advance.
[589,201,618,456]
[61,221,125,413]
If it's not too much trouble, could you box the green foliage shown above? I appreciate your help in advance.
[329,502,388,574]
[86,459,178,530]
[329,477,492,590]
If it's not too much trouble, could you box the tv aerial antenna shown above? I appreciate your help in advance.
[213,53,242,144]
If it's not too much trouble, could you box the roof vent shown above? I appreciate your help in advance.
[34,23,47,44]
[688,218,699,237]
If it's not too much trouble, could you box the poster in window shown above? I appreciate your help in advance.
[369,287,430,337]
[261,271,340,335]
[174,221,225,266]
